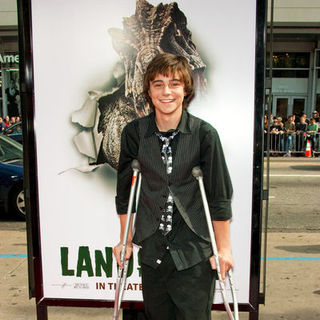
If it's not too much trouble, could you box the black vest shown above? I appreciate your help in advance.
[133,113,210,244]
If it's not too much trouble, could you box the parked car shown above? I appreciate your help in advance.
[0,135,25,219]
[2,121,23,144]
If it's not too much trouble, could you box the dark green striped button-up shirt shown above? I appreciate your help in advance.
[116,110,233,270]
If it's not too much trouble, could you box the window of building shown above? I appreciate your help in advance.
[317,51,320,79]
[0,71,2,116]
[316,94,320,112]
[316,51,320,112]
[266,52,310,78]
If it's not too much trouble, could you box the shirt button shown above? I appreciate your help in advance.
[156,259,162,264]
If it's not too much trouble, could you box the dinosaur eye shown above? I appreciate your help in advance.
[175,29,182,37]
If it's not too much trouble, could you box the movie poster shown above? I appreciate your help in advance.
[30,0,256,303]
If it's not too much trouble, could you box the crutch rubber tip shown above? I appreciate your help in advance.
[131,159,141,171]
[192,166,203,178]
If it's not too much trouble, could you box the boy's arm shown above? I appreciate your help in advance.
[113,213,134,268]
[209,220,233,281]
[199,123,233,279]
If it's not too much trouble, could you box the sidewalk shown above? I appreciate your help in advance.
[1,227,319,319]
[267,156,320,163]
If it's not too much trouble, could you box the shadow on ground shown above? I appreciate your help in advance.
[290,165,320,171]
[275,245,320,254]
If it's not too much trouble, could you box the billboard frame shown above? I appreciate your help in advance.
[17,0,267,319]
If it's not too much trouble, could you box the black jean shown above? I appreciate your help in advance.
[141,251,217,320]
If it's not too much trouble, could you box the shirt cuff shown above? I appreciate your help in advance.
[115,196,136,215]
[209,200,232,221]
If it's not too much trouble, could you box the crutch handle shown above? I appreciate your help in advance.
[131,159,141,171]
[191,166,203,178]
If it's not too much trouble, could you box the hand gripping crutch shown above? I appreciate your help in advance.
[113,160,141,320]
[192,167,239,320]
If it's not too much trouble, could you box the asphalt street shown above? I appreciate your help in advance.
[0,157,319,319]
[267,157,320,232]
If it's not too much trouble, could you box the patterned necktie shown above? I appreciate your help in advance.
[155,130,179,234]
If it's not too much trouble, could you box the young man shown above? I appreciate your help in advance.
[312,110,319,123]
[295,116,308,153]
[113,53,233,320]
[284,115,296,157]
[307,118,319,152]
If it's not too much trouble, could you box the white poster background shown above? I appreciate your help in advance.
[31,0,256,303]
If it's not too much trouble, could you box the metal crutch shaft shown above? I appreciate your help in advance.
[192,166,239,320]
[117,171,142,311]
[113,160,141,320]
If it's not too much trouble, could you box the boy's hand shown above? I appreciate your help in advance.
[113,241,133,269]
[209,248,233,281]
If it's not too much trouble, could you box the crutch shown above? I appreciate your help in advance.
[192,166,239,320]
[113,160,141,320]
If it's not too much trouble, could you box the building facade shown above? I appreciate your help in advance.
[268,0,320,119]
[0,0,320,119]
[0,0,19,118]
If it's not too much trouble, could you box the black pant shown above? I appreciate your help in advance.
[141,252,217,320]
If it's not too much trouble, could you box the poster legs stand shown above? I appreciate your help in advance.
[123,308,147,320]
[249,307,259,320]
[36,305,48,320]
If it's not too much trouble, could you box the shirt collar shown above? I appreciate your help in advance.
[145,109,191,137]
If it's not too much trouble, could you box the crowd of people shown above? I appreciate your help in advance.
[0,115,21,132]
[2,109,320,157]
[264,110,320,156]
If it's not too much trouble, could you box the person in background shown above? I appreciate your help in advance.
[298,113,309,124]
[307,118,319,153]
[3,115,10,128]
[284,115,296,157]
[10,116,16,125]
[277,116,284,129]
[270,118,284,154]
[0,117,5,132]
[269,114,274,127]
[5,79,20,118]
[296,116,308,154]
[312,110,319,123]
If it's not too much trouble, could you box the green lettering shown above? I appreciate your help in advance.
[127,255,134,277]
[60,247,75,276]
[95,247,113,277]
[76,246,94,277]
[4,55,14,63]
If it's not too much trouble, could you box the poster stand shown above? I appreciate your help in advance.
[17,0,267,319]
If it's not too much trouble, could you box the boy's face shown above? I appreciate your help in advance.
[148,73,186,117]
